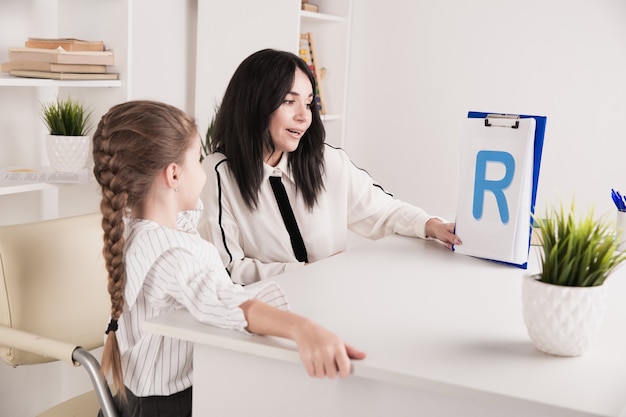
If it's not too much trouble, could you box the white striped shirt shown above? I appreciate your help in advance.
[115,204,289,397]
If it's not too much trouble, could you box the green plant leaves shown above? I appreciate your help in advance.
[537,200,626,287]
[40,96,92,136]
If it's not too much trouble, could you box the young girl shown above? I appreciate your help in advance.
[200,49,461,285]
[92,100,365,417]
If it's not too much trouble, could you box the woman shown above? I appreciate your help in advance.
[200,49,460,285]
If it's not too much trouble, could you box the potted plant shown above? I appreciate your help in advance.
[202,104,219,157]
[40,96,93,173]
[522,200,626,356]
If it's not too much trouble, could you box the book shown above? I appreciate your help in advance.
[453,112,547,269]
[24,37,105,51]
[8,69,119,80]
[301,3,319,12]
[8,47,115,65]
[299,33,326,114]
[1,60,107,74]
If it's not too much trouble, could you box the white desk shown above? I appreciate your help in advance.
[144,235,626,417]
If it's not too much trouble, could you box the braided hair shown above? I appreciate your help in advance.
[92,100,197,397]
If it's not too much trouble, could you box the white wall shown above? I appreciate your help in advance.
[193,0,298,140]
[129,0,197,111]
[345,0,626,222]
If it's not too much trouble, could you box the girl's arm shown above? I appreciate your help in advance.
[239,298,366,378]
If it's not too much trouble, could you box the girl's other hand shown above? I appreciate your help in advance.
[294,318,366,379]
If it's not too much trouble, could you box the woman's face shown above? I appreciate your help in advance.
[265,68,313,166]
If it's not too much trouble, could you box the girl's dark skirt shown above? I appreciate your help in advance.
[98,386,192,417]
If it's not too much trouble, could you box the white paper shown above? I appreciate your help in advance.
[0,167,89,184]
[454,117,536,265]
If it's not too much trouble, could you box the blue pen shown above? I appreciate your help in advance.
[612,189,620,210]
[612,189,626,211]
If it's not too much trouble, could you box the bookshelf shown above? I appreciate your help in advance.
[0,0,129,225]
[300,2,351,147]
[0,73,121,88]
[195,0,352,148]
[0,0,191,227]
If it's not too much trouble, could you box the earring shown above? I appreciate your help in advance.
[174,186,179,193]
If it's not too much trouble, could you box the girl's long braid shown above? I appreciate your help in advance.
[93,110,129,399]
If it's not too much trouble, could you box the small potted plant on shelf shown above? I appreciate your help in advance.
[40,96,93,173]
[522,199,626,356]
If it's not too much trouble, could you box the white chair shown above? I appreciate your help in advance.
[0,213,118,417]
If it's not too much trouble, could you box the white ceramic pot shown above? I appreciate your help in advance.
[616,210,626,251]
[46,134,90,173]
[521,273,608,356]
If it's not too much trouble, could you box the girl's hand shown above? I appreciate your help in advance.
[240,299,365,379]
[294,318,366,379]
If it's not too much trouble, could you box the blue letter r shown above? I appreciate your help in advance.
[473,150,515,224]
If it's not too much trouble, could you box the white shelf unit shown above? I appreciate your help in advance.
[300,10,347,23]
[0,182,60,221]
[299,1,352,148]
[195,0,352,148]
[0,0,129,225]
[0,73,121,88]
[0,2,195,414]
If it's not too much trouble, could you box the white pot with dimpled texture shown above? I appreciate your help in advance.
[46,134,90,173]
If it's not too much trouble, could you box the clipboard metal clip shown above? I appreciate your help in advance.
[484,114,520,129]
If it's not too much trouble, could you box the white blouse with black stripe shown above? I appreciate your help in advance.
[115,204,289,397]
[199,145,442,285]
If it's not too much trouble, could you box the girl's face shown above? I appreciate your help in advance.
[265,68,313,166]
[178,133,207,211]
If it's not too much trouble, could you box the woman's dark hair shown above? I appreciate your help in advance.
[209,48,326,210]
[92,100,197,398]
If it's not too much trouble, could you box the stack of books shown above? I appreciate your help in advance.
[1,37,118,80]
[299,33,325,114]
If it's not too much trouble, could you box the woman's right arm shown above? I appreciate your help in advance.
[239,298,366,378]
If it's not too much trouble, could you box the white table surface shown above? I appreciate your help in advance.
[144,235,626,417]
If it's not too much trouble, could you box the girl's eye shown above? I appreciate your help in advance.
[199,154,205,163]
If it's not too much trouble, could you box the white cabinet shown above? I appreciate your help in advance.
[300,1,352,148]
[0,0,193,225]
[194,0,352,148]
[0,0,130,225]
[0,1,193,413]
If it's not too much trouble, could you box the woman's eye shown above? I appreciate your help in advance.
[283,100,295,105]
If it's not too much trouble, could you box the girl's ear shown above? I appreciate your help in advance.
[164,162,180,191]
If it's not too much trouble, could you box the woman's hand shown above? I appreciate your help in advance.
[425,218,461,249]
